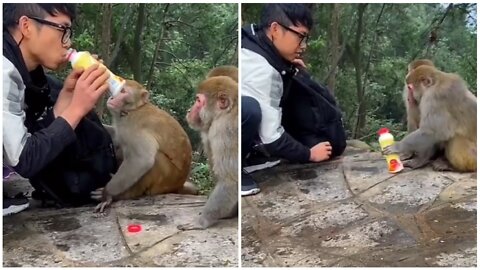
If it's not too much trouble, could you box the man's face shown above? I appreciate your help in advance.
[269,22,309,63]
[21,13,72,70]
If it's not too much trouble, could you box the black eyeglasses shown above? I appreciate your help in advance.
[27,16,72,44]
[276,22,309,46]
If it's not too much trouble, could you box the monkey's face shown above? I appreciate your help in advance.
[186,94,206,130]
[406,66,437,104]
[107,85,148,114]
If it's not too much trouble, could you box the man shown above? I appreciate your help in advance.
[3,3,117,215]
[241,4,346,196]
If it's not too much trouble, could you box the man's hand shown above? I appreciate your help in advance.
[292,58,307,69]
[54,69,84,117]
[59,64,109,128]
[309,141,332,162]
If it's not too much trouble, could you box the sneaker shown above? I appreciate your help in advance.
[244,151,281,173]
[3,192,29,216]
[241,171,260,197]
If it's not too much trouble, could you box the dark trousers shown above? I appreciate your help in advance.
[241,96,261,162]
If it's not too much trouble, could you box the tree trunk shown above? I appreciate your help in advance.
[326,3,341,94]
[132,4,146,83]
[95,3,113,120]
[352,4,367,139]
[146,4,170,90]
[107,4,134,67]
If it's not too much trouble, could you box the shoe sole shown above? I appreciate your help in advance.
[3,203,29,216]
[241,188,261,197]
[243,160,281,173]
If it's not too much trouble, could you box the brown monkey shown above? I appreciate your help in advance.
[385,65,477,172]
[403,59,435,133]
[206,65,238,82]
[178,75,238,230]
[91,80,196,212]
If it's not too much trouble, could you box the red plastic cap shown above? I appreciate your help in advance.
[127,224,142,233]
[377,127,390,136]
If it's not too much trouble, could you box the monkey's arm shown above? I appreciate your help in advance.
[384,129,435,154]
[104,133,158,196]
[383,129,439,168]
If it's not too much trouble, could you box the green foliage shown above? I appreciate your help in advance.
[190,162,214,195]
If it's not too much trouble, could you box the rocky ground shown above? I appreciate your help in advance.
[3,178,238,267]
[242,145,476,267]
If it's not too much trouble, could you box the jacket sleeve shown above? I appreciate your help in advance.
[241,49,310,163]
[3,56,76,178]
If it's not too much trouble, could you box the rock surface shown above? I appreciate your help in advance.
[242,146,476,267]
[3,178,238,267]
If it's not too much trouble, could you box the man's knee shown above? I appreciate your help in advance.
[241,96,261,126]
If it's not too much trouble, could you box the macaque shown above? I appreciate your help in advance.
[178,73,238,230]
[206,65,238,82]
[403,59,435,133]
[91,80,196,212]
[385,65,476,172]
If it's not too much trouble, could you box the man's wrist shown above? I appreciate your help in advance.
[59,105,84,129]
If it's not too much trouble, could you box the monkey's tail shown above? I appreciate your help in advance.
[177,181,199,195]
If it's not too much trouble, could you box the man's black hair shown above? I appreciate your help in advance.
[259,4,313,31]
[3,3,76,29]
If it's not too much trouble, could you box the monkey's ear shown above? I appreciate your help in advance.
[421,76,434,87]
[217,92,230,110]
[141,89,150,103]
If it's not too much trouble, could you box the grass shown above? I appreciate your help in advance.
[189,161,214,195]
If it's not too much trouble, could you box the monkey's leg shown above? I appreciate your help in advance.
[431,156,453,171]
[402,141,436,169]
[403,156,432,169]
[177,180,237,230]
[445,136,476,172]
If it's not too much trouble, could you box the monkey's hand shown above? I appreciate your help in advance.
[177,216,209,231]
[91,187,104,201]
[91,187,113,213]
[94,196,113,213]
[382,144,400,155]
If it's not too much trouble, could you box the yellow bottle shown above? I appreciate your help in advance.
[378,128,404,173]
[67,49,125,97]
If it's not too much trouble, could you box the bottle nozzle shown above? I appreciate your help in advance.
[66,48,76,61]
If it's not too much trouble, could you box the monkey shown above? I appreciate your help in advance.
[198,65,237,166]
[206,65,238,82]
[403,59,435,133]
[384,65,476,172]
[177,74,238,230]
[91,80,196,212]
